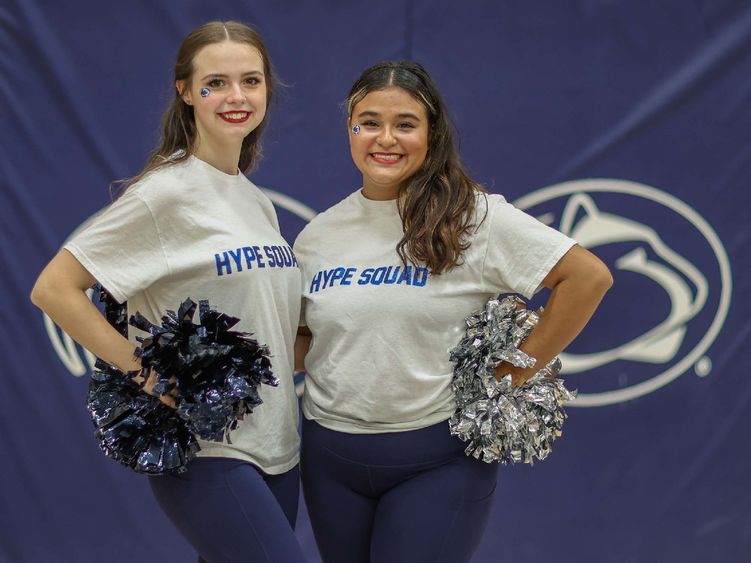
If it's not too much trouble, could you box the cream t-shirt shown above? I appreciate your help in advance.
[66,156,301,474]
[293,190,576,434]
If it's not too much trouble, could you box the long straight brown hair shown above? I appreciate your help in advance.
[116,21,276,194]
[346,61,486,275]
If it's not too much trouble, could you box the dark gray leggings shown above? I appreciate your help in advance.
[148,457,306,563]
[301,418,499,563]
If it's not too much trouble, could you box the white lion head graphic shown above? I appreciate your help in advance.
[515,179,732,407]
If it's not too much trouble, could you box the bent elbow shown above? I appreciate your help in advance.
[30,275,55,311]
[30,281,45,310]
[593,262,614,294]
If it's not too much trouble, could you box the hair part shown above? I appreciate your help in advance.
[346,61,486,275]
[115,21,276,194]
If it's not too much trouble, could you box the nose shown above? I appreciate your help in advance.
[227,83,246,104]
[377,126,397,148]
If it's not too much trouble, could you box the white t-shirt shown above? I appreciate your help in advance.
[66,156,301,474]
[293,190,576,434]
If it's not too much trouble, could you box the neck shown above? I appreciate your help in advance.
[192,135,242,175]
[362,182,399,201]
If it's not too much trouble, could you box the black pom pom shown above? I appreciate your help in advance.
[132,297,278,442]
[86,289,277,474]
[87,359,199,474]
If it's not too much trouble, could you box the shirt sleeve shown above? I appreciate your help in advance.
[64,190,170,303]
[481,195,576,299]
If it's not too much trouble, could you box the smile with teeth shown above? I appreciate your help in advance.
[370,153,403,163]
[219,111,251,123]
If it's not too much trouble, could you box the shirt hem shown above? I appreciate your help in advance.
[195,445,300,476]
[302,408,455,435]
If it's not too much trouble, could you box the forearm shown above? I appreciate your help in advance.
[495,244,613,384]
[39,290,139,372]
[502,276,610,379]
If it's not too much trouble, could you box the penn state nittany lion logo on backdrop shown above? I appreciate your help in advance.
[515,179,732,407]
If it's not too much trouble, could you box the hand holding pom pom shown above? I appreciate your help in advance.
[130,298,278,442]
[87,288,278,474]
[449,295,576,465]
[130,368,178,409]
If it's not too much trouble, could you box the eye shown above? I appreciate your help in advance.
[397,122,416,129]
[244,77,262,86]
[362,120,378,127]
[207,79,225,88]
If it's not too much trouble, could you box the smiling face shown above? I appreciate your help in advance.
[179,40,267,155]
[348,87,429,200]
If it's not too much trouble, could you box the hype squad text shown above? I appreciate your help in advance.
[215,245,297,276]
[309,265,429,293]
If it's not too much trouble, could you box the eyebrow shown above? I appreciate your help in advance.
[200,70,264,80]
[356,110,422,121]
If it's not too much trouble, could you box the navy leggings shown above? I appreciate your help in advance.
[301,418,498,563]
[148,457,306,563]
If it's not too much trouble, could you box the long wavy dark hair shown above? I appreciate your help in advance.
[117,21,276,192]
[346,61,485,275]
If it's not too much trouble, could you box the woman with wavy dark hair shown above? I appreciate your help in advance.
[31,21,306,562]
[294,60,612,562]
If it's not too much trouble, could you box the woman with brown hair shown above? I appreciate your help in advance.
[293,61,612,562]
[31,21,305,562]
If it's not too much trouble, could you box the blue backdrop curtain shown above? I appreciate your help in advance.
[2,1,748,561]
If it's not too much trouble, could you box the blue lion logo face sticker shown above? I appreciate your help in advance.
[515,179,732,407]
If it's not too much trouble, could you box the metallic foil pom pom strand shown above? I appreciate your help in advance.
[449,295,576,464]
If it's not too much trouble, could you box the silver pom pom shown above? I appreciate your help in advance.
[449,296,576,464]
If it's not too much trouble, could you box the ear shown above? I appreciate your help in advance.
[176,80,192,105]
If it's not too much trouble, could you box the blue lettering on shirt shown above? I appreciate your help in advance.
[342,267,356,285]
[253,245,265,268]
[228,249,244,272]
[396,266,412,284]
[310,270,323,293]
[321,268,335,289]
[213,244,297,277]
[358,268,374,285]
[243,246,256,268]
[309,265,429,293]
[263,246,276,267]
[412,267,429,287]
[215,251,232,276]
